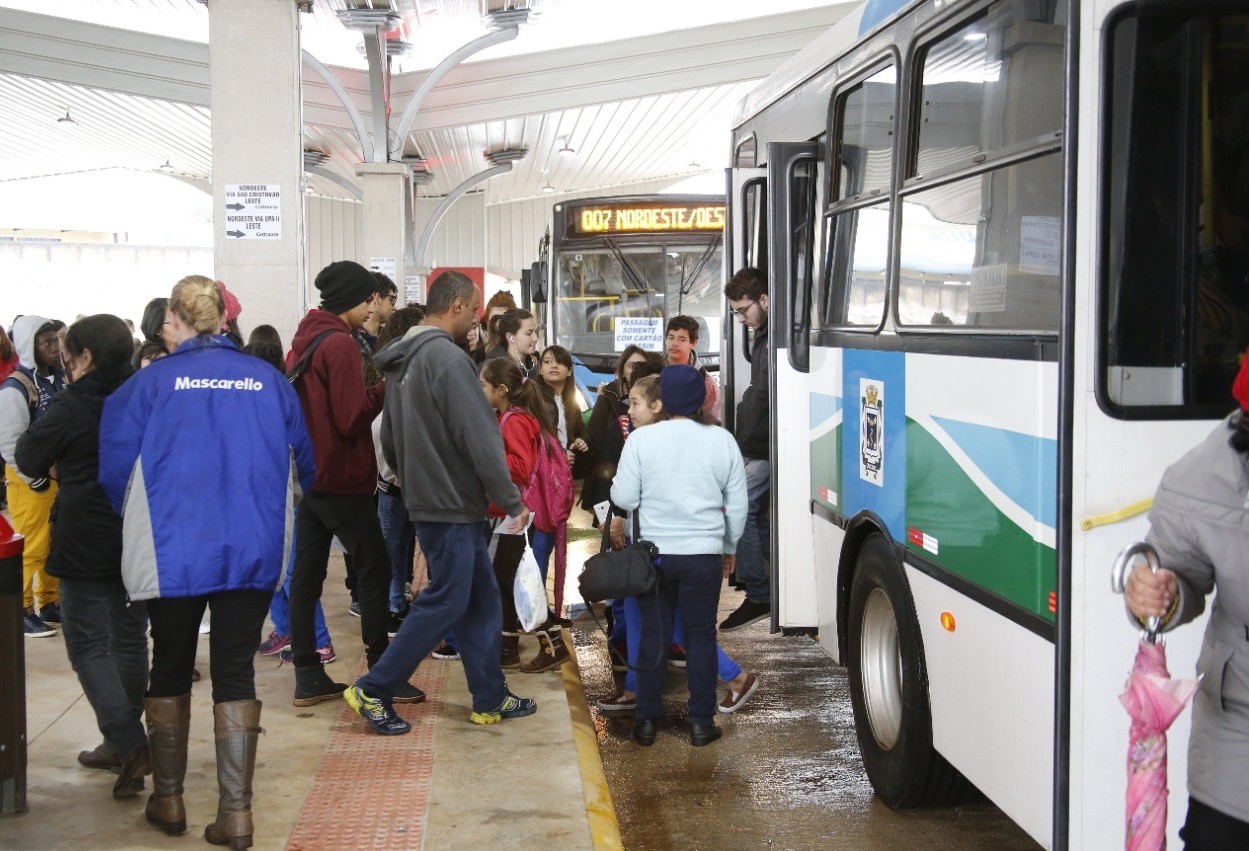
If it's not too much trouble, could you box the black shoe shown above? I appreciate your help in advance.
[348,601,361,618]
[719,598,770,632]
[293,666,348,707]
[391,681,426,704]
[633,719,657,747]
[39,603,62,624]
[690,722,722,747]
[431,643,460,660]
[386,611,406,638]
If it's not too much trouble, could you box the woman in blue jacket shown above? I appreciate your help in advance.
[100,276,315,850]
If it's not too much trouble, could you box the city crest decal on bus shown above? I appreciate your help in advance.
[860,379,884,486]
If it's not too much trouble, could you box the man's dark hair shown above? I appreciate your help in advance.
[725,266,767,301]
[426,271,476,316]
[64,314,133,380]
[372,272,397,297]
[378,306,426,347]
[241,341,285,373]
[666,314,699,342]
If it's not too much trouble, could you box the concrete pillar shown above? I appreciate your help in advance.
[208,0,305,345]
[354,162,409,304]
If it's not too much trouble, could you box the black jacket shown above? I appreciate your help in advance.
[14,370,127,581]
[579,379,630,514]
[735,328,769,459]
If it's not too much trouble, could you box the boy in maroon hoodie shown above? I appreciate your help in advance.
[286,261,421,706]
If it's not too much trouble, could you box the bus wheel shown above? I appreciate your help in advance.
[847,533,973,808]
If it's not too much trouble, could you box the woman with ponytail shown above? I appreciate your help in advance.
[15,315,149,800]
[487,308,541,377]
[98,275,315,849]
[478,356,572,671]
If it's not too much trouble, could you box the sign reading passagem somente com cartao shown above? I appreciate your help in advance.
[224,184,281,240]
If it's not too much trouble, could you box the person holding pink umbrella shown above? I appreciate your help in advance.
[1125,350,1249,849]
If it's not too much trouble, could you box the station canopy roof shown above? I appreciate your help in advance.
[0,0,855,206]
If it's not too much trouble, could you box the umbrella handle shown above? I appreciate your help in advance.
[1111,542,1163,638]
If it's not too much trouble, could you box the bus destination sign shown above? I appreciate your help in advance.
[569,202,725,237]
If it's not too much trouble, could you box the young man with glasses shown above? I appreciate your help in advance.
[720,268,773,632]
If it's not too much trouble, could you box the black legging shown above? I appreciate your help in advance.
[491,531,526,634]
[146,589,271,704]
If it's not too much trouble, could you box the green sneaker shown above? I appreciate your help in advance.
[343,685,411,736]
[470,691,537,725]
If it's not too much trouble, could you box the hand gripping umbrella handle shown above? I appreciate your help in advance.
[1111,542,1163,638]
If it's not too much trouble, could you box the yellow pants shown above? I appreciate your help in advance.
[5,465,58,611]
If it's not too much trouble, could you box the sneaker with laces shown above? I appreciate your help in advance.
[317,643,337,664]
[386,611,405,638]
[38,603,62,624]
[667,644,687,669]
[719,598,771,632]
[348,601,361,618]
[23,610,55,638]
[343,685,410,736]
[470,692,537,725]
[431,643,460,661]
[391,681,425,704]
[257,632,290,656]
[718,672,760,714]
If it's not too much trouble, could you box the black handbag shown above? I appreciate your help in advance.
[578,509,659,604]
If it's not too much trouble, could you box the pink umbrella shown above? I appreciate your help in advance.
[1113,543,1201,851]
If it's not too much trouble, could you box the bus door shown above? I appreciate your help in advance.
[723,165,767,434]
[766,141,821,631]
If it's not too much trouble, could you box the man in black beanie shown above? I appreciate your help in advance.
[284,261,423,707]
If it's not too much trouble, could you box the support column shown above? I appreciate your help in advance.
[208,0,305,344]
[354,162,408,303]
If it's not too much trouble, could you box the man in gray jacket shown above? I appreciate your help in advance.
[344,270,536,735]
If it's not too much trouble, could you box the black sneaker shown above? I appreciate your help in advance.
[719,598,771,632]
[391,681,425,704]
[23,610,55,638]
[386,610,405,638]
[348,601,361,618]
[39,603,62,624]
[431,644,460,661]
[470,692,537,725]
[666,644,687,669]
[344,685,410,736]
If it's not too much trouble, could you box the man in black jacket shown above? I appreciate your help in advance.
[720,268,773,631]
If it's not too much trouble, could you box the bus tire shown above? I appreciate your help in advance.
[846,532,974,808]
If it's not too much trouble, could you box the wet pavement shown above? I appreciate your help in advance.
[569,582,1043,851]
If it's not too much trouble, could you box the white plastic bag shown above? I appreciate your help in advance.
[513,546,547,632]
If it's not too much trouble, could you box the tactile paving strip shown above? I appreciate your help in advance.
[286,659,445,850]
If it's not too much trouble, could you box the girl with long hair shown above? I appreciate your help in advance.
[487,308,540,376]
[479,356,571,671]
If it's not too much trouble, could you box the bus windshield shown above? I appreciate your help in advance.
[552,242,723,363]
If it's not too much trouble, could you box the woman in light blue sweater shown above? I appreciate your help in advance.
[611,364,747,746]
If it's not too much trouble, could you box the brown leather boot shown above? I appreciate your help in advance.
[204,699,262,850]
[519,628,571,673]
[112,742,151,799]
[501,632,520,669]
[143,694,190,835]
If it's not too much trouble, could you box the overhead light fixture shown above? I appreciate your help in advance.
[158,159,173,171]
[688,159,701,169]
[56,108,78,126]
[558,139,575,156]
[541,183,555,194]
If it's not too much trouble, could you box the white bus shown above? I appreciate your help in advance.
[723,1,1249,848]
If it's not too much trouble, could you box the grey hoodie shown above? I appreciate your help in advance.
[374,324,522,523]
[0,314,57,481]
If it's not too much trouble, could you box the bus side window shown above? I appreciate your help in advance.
[1103,12,1249,413]
[742,178,767,272]
[823,64,895,328]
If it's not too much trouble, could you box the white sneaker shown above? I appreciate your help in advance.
[718,673,759,714]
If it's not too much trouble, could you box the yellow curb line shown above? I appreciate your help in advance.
[561,639,624,851]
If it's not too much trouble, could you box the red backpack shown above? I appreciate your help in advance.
[501,410,574,534]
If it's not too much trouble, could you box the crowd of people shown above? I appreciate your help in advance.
[0,263,775,847]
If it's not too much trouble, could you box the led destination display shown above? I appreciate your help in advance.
[569,202,725,237]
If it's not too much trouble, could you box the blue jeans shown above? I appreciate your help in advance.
[620,598,741,694]
[734,457,771,604]
[358,521,506,713]
[635,554,722,726]
[58,576,149,759]
[268,510,330,647]
[378,488,415,613]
